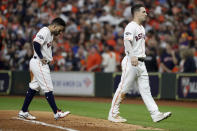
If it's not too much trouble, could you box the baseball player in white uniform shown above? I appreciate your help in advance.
[108,4,171,123]
[18,18,70,120]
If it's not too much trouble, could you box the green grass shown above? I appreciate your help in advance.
[0,96,197,131]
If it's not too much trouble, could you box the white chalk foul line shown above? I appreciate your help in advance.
[13,117,79,131]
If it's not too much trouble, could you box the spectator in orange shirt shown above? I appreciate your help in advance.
[114,37,124,71]
[86,46,102,72]
[52,48,66,71]
[106,32,116,47]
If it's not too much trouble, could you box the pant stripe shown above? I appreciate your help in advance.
[30,70,34,82]
[38,62,50,91]
[111,57,128,115]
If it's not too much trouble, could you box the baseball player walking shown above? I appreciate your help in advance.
[108,4,171,123]
[18,18,70,120]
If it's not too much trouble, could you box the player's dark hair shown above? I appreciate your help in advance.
[131,4,145,16]
[51,17,66,27]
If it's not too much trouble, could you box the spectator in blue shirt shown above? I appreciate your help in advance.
[160,43,179,73]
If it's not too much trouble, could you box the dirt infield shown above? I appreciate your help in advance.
[0,110,162,131]
[1,96,197,131]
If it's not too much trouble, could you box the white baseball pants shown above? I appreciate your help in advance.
[29,58,53,92]
[109,56,159,117]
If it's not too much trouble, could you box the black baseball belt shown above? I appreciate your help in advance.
[138,57,145,62]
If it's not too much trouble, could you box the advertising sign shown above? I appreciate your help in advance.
[51,72,95,96]
[0,71,11,95]
[177,74,197,99]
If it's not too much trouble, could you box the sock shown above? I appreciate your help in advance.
[22,88,37,112]
[45,91,58,114]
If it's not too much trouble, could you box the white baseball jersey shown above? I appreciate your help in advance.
[29,27,54,92]
[124,21,146,58]
[33,27,53,62]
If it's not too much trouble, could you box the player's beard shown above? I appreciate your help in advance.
[139,17,146,24]
[140,16,146,22]
[53,31,59,36]
[52,31,60,36]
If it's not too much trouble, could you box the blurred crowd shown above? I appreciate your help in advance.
[0,0,197,73]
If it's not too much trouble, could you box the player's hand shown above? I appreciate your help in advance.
[131,56,138,66]
[40,57,48,65]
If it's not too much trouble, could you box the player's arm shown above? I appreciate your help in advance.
[124,26,138,66]
[33,42,43,59]
[124,39,138,66]
[33,28,48,65]
[33,42,48,65]
[124,27,134,57]
[124,39,133,56]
